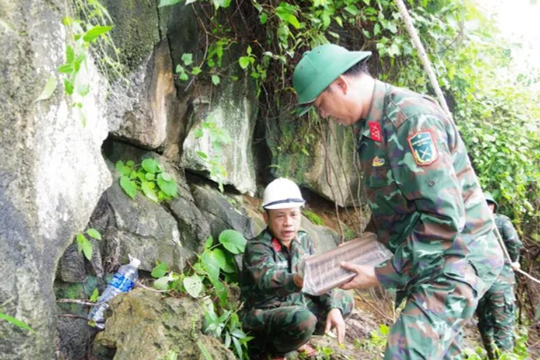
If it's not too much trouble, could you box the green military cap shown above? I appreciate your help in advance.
[484,191,499,210]
[293,44,371,116]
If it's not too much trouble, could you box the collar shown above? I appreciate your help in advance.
[356,80,390,141]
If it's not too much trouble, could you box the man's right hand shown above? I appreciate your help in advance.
[293,274,304,288]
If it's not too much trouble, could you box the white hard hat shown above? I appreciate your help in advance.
[262,178,305,210]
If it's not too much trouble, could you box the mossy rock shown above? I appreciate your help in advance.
[94,288,235,360]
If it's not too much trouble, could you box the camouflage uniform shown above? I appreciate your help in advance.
[355,80,505,359]
[240,229,354,356]
[476,213,523,358]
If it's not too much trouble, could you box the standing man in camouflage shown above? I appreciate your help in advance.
[292,43,504,359]
[476,192,523,359]
[240,178,354,360]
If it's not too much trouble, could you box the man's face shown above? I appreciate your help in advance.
[488,203,496,214]
[313,85,351,125]
[264,207,302,244]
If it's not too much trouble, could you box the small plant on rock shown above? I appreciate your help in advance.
[116,159,178,203]
[150,229,251,359]
[76,228,101,261]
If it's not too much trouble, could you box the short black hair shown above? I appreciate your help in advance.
[343,59,370,77]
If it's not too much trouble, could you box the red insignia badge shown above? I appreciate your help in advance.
[272,238,282,252]
[368,122,382,142]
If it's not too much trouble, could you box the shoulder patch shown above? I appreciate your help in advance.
[407,131,438,166]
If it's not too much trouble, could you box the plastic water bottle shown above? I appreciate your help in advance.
[88,257,140,329]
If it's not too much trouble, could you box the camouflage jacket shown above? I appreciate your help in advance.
[493,213,523,285]
[356,80,504,297]
[240,228,339,311]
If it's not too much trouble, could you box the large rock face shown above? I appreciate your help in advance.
[0,0,111,358]
[94,288,236,360]
[181,80,258,195]
[267,118,363,207]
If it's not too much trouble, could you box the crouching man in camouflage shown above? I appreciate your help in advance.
[240,178,354,360]
[476,192,523,359]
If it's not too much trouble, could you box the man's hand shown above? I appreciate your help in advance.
[325,308,346,344]
[340,262,380,290]
[293,273,304,288]
[511,262,521,271]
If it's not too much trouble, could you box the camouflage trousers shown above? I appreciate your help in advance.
[242,290,354,355]
[385,261,490,360]
[476,282,516,359]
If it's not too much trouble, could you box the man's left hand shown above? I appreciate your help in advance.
[325,308,346,344]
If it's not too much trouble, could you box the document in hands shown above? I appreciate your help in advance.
[300,233,392,296]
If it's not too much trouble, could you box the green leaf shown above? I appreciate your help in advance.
[154,276,172,291]
[0,313,34,333]
[145,173,155,181]
[80,236,93,260]
[157,178,178,198]
[182,53,193,66]
[141,181,159,202]
[64,79,74,95]
[179,72,189,81]
[287,14,301,29]
[221,253,237,273]
[158,0,184,7]
[151,262,169,278]
[83,25,114,43]
[76,234,85,253]
[62,17,73,26]
[141,158,159,173]
[211,0,231,8]
[58,64,74,74]
[197,151,208,159]
[210,248,228,271]
[183,275,203,298]
[66,45,75,63]
[374,23,381,36]
[115,161,127,175]
[232,335,243,359]
[202,251,220,283]
[35,76,57,102]
[239,57,250,70]
[73,53,86,72]
[191,67,202,75]
[161,172,172,181]
[260,12,268,24]
[89,288,100,302]
[86,228,101,240]
[211,75,220,85]
[205,236,214,249]
[126,160,135,167]
[218,229,247,254]
[120,176,137,199]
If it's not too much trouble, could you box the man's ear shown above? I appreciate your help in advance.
[335,75,349,94]
[263,211,269,224]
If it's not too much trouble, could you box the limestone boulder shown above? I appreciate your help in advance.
[94,288,236,360]
[191,184,256,241]
[0,0,111,358]
[180,80,258,195]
